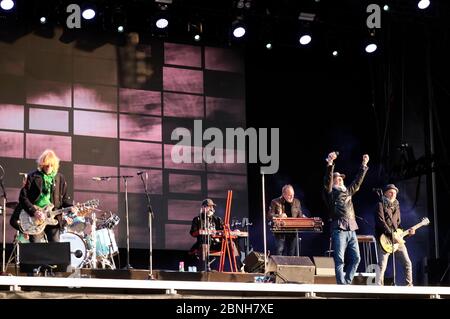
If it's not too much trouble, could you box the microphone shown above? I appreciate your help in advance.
[19,172,28,176]
[92,176,111,181]
[137,171,146,176]
[335,151,340,156]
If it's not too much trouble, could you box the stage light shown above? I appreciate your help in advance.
[383,5,389,11]
[332,50,338,57]
[156,17,168,29]
[82,8,96,20]
[40,17,47,24]
[299,34,312,45]
[298,12,315,47]
[0,0,14,11]
[188,21,202,42]
[231,18,246,38]
[117,25,124,33]
[364,29,378,54]
[417,0,430,10]
[365,43,377,53]
[265,42,272,50]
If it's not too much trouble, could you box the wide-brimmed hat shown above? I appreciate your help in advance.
[201,198,216,207]
[384,184,399,193]
[333,172,346,179]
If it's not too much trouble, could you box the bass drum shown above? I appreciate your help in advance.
[60,232,87,268]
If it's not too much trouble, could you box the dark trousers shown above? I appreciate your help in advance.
[275,233,297,256]
[29,225,60,243]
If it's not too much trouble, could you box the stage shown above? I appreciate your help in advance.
[1,269,449,299]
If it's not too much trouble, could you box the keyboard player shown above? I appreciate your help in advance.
[189,198,224,270]
[268,184,304,256]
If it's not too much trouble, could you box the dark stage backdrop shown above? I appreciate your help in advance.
[0,29,248,250]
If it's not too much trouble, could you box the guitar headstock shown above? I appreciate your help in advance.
[76,199,100,216]
[420,217,430,226]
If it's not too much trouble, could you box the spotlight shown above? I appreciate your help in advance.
[364,29,378,54]
[0,0,14,11]
[111,5,127,35]
[153,3,170,32]
[417,0,430,10]
[188,21,202,42]
[365,43,377,53]
[231,19,246,38]
[82,8,96,20]
[40,16,47,24]
[156,18,168,29]
[233,26,246,38]
[383,5,389,11]
[332,50,338,57]
[298,12,315,46]
[265,42,272,50]
[299,34,312,45]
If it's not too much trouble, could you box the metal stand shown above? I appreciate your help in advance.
[90,211,97,268]
[1,166,7,273]
[1,197,5,274]
[122,176,133,269]
[261,172,267,274]
[6,231,23,275]
[202,212,211,272]
[295,231,301,256]
[138,171,155,279]
[91,175,133,269]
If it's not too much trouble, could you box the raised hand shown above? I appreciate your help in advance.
[362,154,369,166]
[326,151,338,164]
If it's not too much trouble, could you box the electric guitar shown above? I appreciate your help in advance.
[379,217,430,253]
[19,199,99,235]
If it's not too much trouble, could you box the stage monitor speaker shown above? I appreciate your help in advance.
[19,242,71,273]
[267,256,315,284]
[313,256,335,276]
[243,251,265,273]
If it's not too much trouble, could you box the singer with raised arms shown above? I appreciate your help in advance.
[323,151,369,284]
[10,149,77,242]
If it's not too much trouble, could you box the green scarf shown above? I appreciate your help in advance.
[35,171,57,208]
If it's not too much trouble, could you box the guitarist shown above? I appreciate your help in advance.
[10,149,76,242]
[375,184,414,286]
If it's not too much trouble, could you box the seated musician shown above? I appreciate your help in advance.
[268,184,303,256]
[189,199,224,270]
[10,149,76,242]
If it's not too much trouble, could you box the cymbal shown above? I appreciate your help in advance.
[5,201,18,209]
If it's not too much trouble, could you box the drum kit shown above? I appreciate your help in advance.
[60,210,120,270]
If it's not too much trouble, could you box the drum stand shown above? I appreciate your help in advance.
[5,231,22,275]
[97,229,116,269]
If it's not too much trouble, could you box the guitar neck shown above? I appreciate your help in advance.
[401,223,425,237]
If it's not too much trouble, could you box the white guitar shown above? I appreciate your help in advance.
[19,199,99,235]
[379,217,430,253]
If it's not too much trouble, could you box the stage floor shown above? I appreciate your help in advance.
[1,269,449,299]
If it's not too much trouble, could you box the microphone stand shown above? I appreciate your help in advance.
[138,172,155,279]
[0,177,7,274]
[379,191,396,286]
[123,175,133,269]
[93,175,133,269]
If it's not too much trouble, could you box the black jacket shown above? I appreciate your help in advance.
[189,214,223,254]
[10,170,72,230]
[375,197,401,238]
[323,164,368,229]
